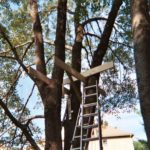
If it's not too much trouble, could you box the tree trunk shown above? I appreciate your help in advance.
[64,2,84,148]
[30,0,46,75]
[30,0,67,149]
[44,0,67,149]
[131,0,150,147]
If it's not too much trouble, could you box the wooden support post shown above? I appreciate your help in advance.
[62,85,70,97]
[66,72,81,103]
[66,95,73,120]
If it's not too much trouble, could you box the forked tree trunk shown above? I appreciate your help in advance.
[131,0,150,147]
[30,0,67,149]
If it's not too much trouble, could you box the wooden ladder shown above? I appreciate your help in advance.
[70,81,103,150]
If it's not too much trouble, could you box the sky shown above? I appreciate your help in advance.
[17,76,147,141]
[0,0,147,147]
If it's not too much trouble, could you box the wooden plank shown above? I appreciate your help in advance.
[28,67,54,87]
[28,67,70,97]
[55,56,86,83]
[63,61,114,84]
[62,86,70,97]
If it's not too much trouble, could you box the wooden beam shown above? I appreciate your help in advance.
[63,61,114,84]
[28,67,70,96]
[55,56,86,83]
[62,86,70,97]
[28,67,54,86]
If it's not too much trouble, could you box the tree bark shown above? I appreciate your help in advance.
[131,0,150,147]
[30,0,48,102]
[44,0,67,149]
[92,0,123,68]
[30,0,67,149]
[30,0,46,75]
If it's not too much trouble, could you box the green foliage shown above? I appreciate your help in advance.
[134,140,150,150]
[0,0,23,8]
[73,0,111,24]
[0,1,41,147]
[0,0,140,148]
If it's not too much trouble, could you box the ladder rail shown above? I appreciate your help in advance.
[96,80,103,150]
[83,81,98,150]
[71,108,81,150]
[80,83,85,150]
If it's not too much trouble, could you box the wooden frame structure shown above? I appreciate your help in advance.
[27,57,114,97]
[62,61,114,84]
[55,56,86,83]
[55,56,114,101]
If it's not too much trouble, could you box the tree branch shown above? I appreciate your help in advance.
[0,115,44,139]
[30,0,46,75]
[0,99,40,150]
[0,28,35,82]
[82,17,107,27]
[3,40,35,101]
[44,39,72,51]
[92,0,123,68]
[0,55,15,60]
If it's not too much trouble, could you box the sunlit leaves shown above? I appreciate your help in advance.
[0,0,139,147]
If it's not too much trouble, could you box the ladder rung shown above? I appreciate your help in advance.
[83,124,98,129]
[73,134,80,140]
[74,135,81,139]
[85,85,97,89]
[82,137,99,142]
[82,112,98,117]
[83,102,97,108]
[71,148,80,150]
[85,93,97,97]
[74,134,87,139]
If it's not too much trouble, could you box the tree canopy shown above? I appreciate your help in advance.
[0,0,146,149]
